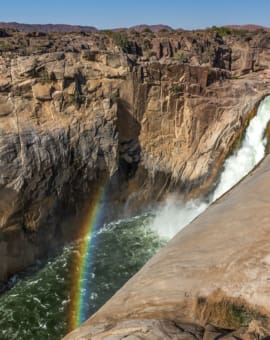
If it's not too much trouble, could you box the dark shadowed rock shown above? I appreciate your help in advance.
[1,27,270,298]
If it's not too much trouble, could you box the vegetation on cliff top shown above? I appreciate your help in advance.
[207,25,249,37]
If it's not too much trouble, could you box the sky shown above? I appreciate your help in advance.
[1,0,270,30]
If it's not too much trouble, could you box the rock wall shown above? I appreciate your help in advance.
[1,28,270,283]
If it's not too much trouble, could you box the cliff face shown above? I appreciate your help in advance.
[1,28,270,283]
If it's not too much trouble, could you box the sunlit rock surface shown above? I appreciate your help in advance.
[1,28,270,284]
[65,155,270,339]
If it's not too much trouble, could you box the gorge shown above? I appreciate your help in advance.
[1,94,270,340]
[1,25,270,339]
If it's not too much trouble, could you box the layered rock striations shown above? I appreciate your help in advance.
[1,27,270,284]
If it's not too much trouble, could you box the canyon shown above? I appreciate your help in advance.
[1,25,270,338]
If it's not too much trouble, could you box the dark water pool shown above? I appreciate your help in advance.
[0,215,165,340]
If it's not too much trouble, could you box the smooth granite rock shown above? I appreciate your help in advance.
[64,155,270,338]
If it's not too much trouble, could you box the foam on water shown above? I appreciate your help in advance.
[0,214,163,340]
[150,196,208,239]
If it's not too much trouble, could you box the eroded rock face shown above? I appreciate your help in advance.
[0,51,122,283]
[1,29,270,283]
[64,319,270,340]
[64,155,270,339]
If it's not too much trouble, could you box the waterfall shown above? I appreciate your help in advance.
[3,96,270,339]
[151,96,270,239]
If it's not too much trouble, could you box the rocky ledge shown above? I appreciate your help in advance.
[64,154,270,339]
[1,27,270,285]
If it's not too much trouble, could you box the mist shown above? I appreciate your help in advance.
[150,96,270,240]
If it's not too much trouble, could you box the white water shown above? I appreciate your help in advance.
[151,96,270,240]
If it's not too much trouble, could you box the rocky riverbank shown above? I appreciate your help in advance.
[1,26,270,285]
[64,153,270,339]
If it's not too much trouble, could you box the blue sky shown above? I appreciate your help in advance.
[1,0,270,29]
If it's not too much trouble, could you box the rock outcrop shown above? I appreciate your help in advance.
[1,28,270,285]
[64,154,270,339]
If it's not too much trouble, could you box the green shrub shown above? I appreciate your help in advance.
[83,51,97,61]
[142,28,153,33]
[148,51,157,58]
[0,41,12,51]
[159,28,169,33]
[174,51,188,63]
[111,32,131,52]
[208,26,248,37]
[143,39,151,51]
[129,29,139,36]
[101,29,114,37]
[39,68,50,84]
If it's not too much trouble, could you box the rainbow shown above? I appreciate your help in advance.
[69,178,108,330]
